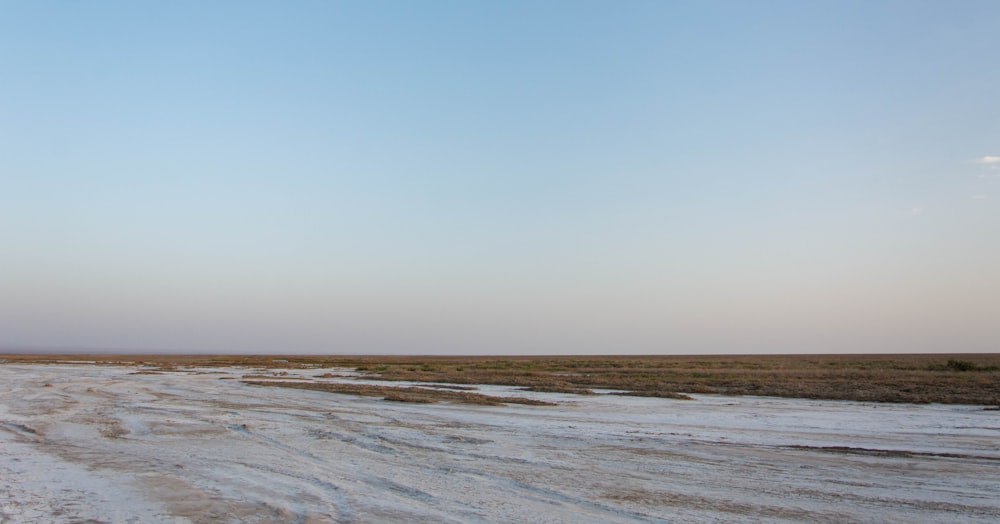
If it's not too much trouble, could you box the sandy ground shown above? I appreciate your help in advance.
[1,364,998,523]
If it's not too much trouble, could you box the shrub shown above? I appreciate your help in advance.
[947,359,977,372]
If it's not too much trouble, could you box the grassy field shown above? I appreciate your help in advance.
[2,353,998,405]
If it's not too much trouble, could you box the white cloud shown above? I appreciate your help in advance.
[975,155,1000,164]
[911,207,923,215]
[973,195,989,200]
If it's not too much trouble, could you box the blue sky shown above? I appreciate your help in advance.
[2,1,998,354]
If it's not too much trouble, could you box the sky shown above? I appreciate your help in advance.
[2,1,999,355]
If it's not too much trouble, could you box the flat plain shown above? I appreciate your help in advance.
[1,354,998,522]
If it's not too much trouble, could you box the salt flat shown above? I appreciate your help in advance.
[1,364,998,523]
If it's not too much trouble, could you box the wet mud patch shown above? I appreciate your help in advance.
[788,445,1000,462]
[602,488,837,521]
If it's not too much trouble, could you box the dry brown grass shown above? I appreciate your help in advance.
[4,353,999,404]
[242,380,555,406]
[611,390,694,400]
[520,385,598,395]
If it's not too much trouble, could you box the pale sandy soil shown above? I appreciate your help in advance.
[1,363,998,523]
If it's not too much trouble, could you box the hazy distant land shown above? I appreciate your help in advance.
[3,352,998,404]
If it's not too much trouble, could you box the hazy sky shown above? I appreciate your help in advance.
[2,1,998,355]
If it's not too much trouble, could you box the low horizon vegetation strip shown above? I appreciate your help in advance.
[3,353,998,405]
